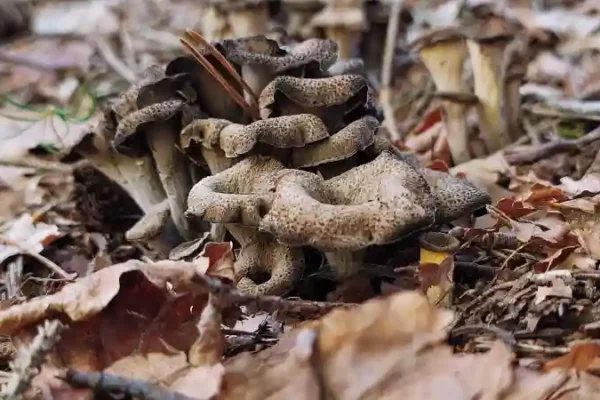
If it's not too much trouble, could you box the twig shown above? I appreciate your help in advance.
[93,37,137,84]
[379,0,404,142]
[62,370,197,400]
[191,274,354,318]
[504,125,600,165]
[0,236,77,281]
[450,323,517,348]
[0,157,90,172]
[3,319,66,397]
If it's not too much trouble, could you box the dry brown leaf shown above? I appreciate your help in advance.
[195,241,235,283]
[544,343,600,372]
[533,246,578,273]
[0,260,211,374]
[560,175,600,196]
[450,152,514,202]
[0,213,60,263]
[106,352,189,384]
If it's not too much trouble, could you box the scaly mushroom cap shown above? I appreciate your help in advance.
[221,36,338,73]
[259,75,372,131]
[185,156,285,226]
[182,114,330,158]
[292,115,378,168]
[235,233,305,296]
[367,139,491,222]
[259,151,436,251]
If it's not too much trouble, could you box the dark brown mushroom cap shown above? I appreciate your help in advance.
[109,71,193,157]
[220,36,338,73]
[464,16,520,43]
[259,151,436,251]
[203,0,267,11]
[410,27,465,51]
[259,75,372,131]
[182,114,330,158]
[418,232,460,253]
[292,115,378,168]
[185,155,285,226]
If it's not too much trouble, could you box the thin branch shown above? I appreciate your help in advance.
[93,37,137,84]
[0,236,77,281]
[504,125,600,165]
[62,370,197,400]
[3,320,66,397]
[379,0,404,142]
[185,30,259,107]
[179,38,259,121]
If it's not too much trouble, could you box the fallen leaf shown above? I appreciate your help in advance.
[450,152,514,202]
[544,342,600,372]
[535,278,573,304]
[0,213,60,263]
[560,175,600,196]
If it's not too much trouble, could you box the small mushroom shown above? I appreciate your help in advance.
[465,21,518,153]
[185,155,285,226]
[111,71,195,241]
[310,0,368,60]
[281,0,323,39]
[418,232,460,307]
[259,74,372,132]
[411,28,474,164]
[219,36,338,104]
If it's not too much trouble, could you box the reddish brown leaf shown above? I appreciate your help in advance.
[533,246,578,272]
[544,343,600,372]
[496,198,536,219]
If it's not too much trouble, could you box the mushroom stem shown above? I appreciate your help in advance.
[324,249,365,280]
[467,40,512,153]
[418,40,471,164]
[325,26,354,60]
[504,74,523,141]
[77,149,166,214]
[228,5,270,38]
[418,232,459,307]
[146,120,194,241]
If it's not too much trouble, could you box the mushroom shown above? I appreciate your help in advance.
[229,226,305,296]
[418,232,460,307]
[309,0,368,61]
[259,151,437,278]
[281,0,323,40]
[411,28,475,165]
[185,158,304,295]
[198,0,270,41]
[216,35,338,106]
[185,156,284,226]
[111,70,196,241]
[125,199,181,258]
[465,21,518,153]
[259,74,373,132]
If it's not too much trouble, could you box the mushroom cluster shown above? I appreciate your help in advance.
[410,19,527,164]
[83,32,490,296]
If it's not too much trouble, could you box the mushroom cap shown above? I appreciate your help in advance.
[310,4,368,31]
[464,15,520,43]
[181,114,330,158]
[395,151,491,223]
[110,72,192,157]
[185,155,285,226]
[220,36,338,73]
[409,27,465,51]
[418,232,460,253]
[327,58,365,76]
[259,151,436,251]
[258,75,371,128]
[292,115,378,168]
[203,0,267,11]
[235,235,305,296]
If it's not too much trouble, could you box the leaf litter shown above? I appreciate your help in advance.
[4,0,600,399]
